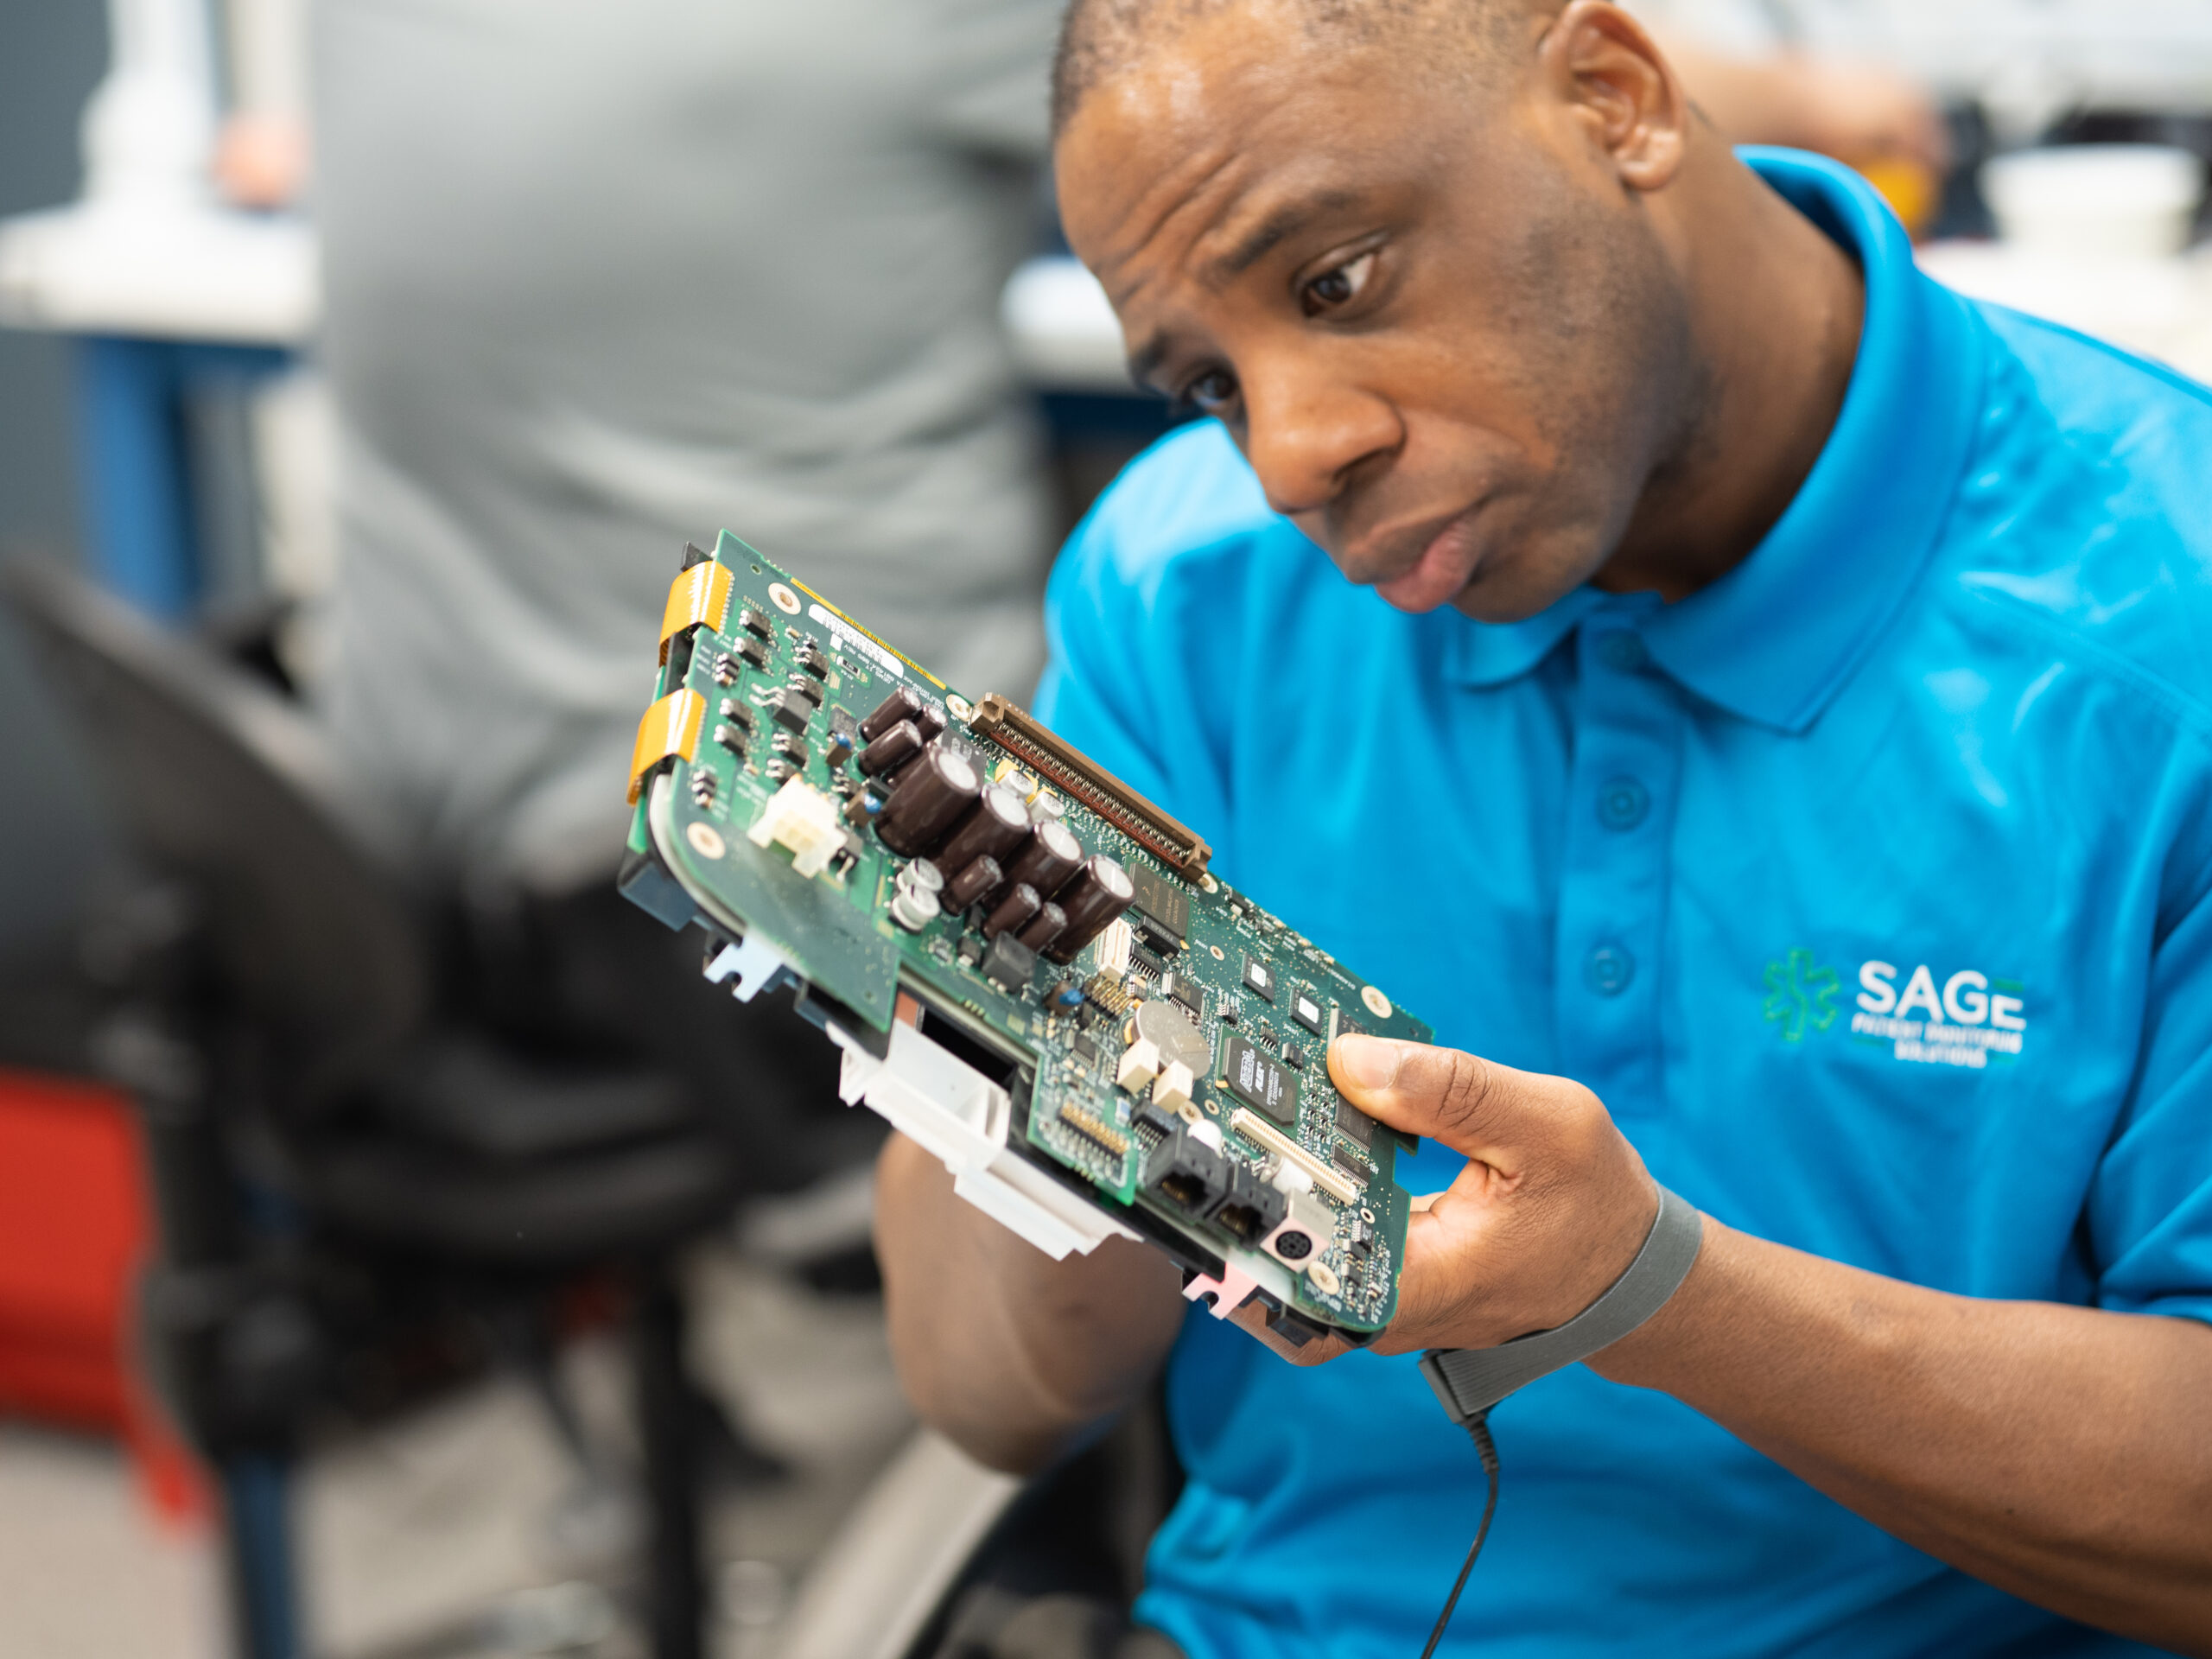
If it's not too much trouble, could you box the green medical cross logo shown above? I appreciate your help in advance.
[1764,949,1840,1042]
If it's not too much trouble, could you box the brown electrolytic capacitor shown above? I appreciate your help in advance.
[912,702,950,742]
[944,855,1002,912]
[982,882,1041,939]
[855,718,924,778]
[998,819,1084,905]
[1015,901,1066,952]
[1044,855,1137,963]
[860,687,926,743]
[935,785,1030,874]
[874,744,982,856]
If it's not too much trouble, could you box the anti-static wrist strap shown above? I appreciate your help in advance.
[1420,1185,1705,1427]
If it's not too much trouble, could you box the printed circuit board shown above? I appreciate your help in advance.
[620,533,1427,1344]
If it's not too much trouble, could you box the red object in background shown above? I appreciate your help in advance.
[0,1068,207,1522]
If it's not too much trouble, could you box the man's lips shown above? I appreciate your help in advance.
[1368,504,1488,613]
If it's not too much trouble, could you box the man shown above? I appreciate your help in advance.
[875,1,2212,1655]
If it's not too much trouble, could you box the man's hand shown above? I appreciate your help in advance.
[1233,1037,2212,1656]
[1234,1034,1669,1363]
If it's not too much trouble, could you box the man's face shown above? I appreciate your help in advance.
[1056,3,1698,621]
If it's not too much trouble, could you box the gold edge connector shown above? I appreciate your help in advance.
[969,694,1212,880]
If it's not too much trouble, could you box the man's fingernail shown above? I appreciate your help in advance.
[1332,1034,1402,1091]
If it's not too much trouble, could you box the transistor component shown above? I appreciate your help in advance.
[769,687,816,734]
[746,775,843,878]
[738,603,774,639]
[874,744,982,856]
[981,931,1037,993]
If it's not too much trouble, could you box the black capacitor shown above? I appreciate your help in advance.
[1045,855,1137,963]
[860,687,925,743]
[944,855,1002,912]
[874,743,982,856]
[935,784,1031,875]
[998,819,1084,906]
[855,718,923,778]
[1016,901,1067,952]
[982,883,1041,939]
[912,702,950,742]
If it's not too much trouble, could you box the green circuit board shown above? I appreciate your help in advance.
[621,532,1428,1341]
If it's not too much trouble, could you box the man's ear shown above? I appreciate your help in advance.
[1536,0,1690,193]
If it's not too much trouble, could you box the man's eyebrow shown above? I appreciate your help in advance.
[1125,333,1169,389]
[1204,189,1362,284]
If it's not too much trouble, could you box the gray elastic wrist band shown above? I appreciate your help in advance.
[1419,1185,1704,1427]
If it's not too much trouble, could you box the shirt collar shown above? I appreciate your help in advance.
[1446,148,1988,732]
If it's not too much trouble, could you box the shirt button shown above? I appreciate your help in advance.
[1596,631,1646,672]
[1585,944,1636,996]
[1597,776,1649,831]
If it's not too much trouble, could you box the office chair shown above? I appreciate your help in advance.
[3,556,753,1659]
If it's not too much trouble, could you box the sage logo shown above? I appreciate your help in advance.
[1763,949,1840,1041]
[1850,961,2027,1070]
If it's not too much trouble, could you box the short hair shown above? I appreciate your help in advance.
[1052,0,1535,137]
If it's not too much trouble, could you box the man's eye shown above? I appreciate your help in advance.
[1179,368,1239,413]
[1300,251,1376,317]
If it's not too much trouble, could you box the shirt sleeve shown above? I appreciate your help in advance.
[2089,835,2212,1326]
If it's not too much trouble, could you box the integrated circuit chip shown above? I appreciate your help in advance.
[1292,990,1326,1034]
[1336,1092,1376,1149]
[1224,1034,1297,1127]
[1128,864,1189,950]
[1242,956,1275,1002]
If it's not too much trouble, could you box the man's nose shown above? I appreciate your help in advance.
[1242,359,1402,520]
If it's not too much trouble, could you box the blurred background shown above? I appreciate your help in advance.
[0,3,2207,1658]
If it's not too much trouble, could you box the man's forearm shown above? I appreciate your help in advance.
[1593,1219,2212,1655]
[874,1132,1186,1473]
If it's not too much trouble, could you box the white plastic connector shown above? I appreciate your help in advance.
[830,1020,1138,1262]
[1152,1060,1195,1115]
[1094,918,1134,977]
[1116,1037,1161,1093]
[747,776,843,878]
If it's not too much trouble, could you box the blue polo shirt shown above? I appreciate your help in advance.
[1034,149,2212,1657]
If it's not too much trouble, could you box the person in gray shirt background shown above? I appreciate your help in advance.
[309,0,1062,1187]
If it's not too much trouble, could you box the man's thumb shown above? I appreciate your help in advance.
[1328,1034,1512,1154]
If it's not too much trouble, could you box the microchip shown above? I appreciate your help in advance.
[795,640,830,679]
[1128,866,1189,953]
[1292,991,1325,1035]
[739,605,774,639]
[1224,1034,1298,1127]
[1072,1033,1100,1065]
[828,707,860,747]
[769,687,814,733]
[1281,1043,1305,1070]
[1242,957,1275,1002]
[713,723,747,756]
[1218,1005,1238,1027]
[735,635,771,669]
[1335,1093,1376,1150]
[719,697,754,731]
[1332,1141,1373,1179]
[1161,970,1204,1018]
[786,674,823,708]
